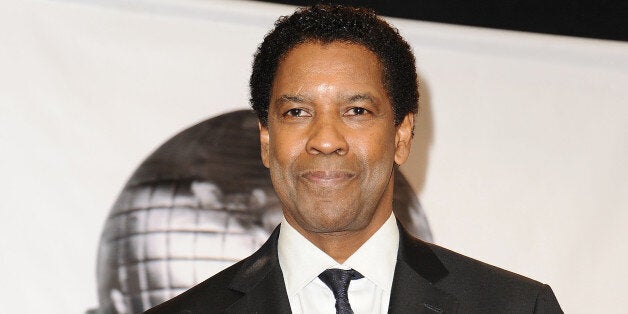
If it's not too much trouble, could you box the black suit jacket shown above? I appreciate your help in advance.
[145,223,562,313]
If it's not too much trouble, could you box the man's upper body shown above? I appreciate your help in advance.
[145,215,561,313]
[146,4,562,313]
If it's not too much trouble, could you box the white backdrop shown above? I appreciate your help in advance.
[1,0,627,313]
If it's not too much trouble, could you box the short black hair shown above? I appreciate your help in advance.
[250,4,419,126]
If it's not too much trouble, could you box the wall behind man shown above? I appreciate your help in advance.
[1,0,626,313]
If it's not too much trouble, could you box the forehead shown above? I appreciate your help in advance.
[272,41,386,95]
[279,41,381,70]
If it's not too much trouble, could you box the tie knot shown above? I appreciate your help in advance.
[318,269,364,314]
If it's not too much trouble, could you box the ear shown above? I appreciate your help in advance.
[394,113,414,166]
[259,121,270,168]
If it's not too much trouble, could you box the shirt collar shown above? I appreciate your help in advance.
[278,213,399,297]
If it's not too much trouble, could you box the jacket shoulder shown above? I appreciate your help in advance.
[144,226,283,313]
[428,242,542,286]
[143,260,245,313]
[426,242,562,313]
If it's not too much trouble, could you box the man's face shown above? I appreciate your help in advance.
[259,42,414,237]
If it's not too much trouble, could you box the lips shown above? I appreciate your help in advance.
[300,170,356,186]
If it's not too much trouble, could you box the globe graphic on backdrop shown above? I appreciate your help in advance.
[92,110,432,314]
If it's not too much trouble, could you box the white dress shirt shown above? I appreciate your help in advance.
[277,213,399,314]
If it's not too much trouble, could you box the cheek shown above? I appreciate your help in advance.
[269,131,302,168]
[354,128,396,163]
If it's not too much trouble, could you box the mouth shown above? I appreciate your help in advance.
[299,170,356,187]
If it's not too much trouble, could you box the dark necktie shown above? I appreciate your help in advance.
[318,268,364,314]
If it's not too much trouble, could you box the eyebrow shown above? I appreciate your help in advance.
[273,93,377,106]
[346,93,376,104]
[274,95,308,106]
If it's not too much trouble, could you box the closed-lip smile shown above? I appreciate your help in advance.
[300,170,356,186]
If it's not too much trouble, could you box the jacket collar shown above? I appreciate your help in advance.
[397,221,449,283]
[226,226,291,313]
[224,222,458,313]
[389,221,458,313]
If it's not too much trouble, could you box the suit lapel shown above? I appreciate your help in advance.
[389,223,458,313]
[225,226,292,314]
[219,223,457,313]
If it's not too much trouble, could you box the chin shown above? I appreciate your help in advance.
[302,207,370,233]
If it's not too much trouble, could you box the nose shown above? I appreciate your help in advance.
[305,116,348,156]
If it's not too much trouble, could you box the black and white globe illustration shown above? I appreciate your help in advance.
[93,110,432,314]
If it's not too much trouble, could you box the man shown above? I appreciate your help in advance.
[145,5,562,313]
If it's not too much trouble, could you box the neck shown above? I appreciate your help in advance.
[290,208,392,264]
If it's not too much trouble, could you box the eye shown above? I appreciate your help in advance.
[345,107,368,116]
[284,108,310,117]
